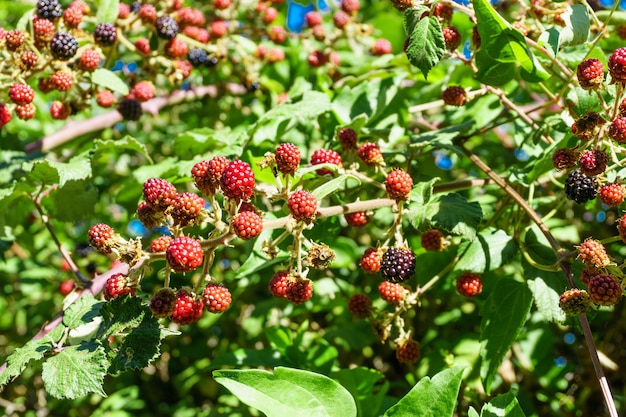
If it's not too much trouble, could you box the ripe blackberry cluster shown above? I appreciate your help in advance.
[94,23,117,46]
[564,169,598,204]
[380,247,416,283]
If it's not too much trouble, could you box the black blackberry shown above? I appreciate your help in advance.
[131,1,141,13]
[188,48,208,67]
[564,169,598,204]
[37,0,63,20]
[117,97,143,121]
[50,32,78,60]
[94,23,117,46]
[155,16,179,40]
[381,247,416,283]
[206,56,219,67]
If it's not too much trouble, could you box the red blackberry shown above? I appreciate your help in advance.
[138,4,157,23]
[103,273,136,301]
[433,3,453,22]
[381,247,416,283]
[609,117,626,144]
[5,30,25,51]
[564,169,598,204]
[396,339,420,363]
[166,236,204,273]
[358,142,384,166]
[220,160,256,201]
[15,104,35,121]
[50,32,78,60]
[9,84,34,106]
[192,156,230,195]
[588,274,622,306]
[79,49,101,71]
[172,192,205,227]
[344,211,369,227]
[442,86,467,106]
[0,103,12,127]
[20,51,38,70]
[118,97,143,121]
[310,149,342,176]
[371,38,392,55]
[202,283,232,313]
[263,7,278,24]
[378,281,406,305]
[421,229,447,251]
[618,214,626,243]
[50,101,70,120]
[341,0,360,13]
[150,235,173,253]
[578,149,608,176]
[308,50,327,67]
[165,38,189,59]
[580,267,600,287]
[215,0,232,9]
[552,148,579,170]
[599,183,625,206]
[288,190,318,223]
[155,16,179,39]
[333,11,350,29]
[171,288,204,325]
[143,178,178,209]
[275,143,301,176]
[63,6,83,27]
[149,287,177,318]
[269,26,287,43]
[360,248,381,274]
[94,23,117,46]
[456,272,483,297]
[312,25,326,41]
[88,223,119,254]
[96,90,115,108]
[385,168,413,200]
[59,279,75,296]
[137,200,164,230]
[442,26,461,50]
[577,58,604,90]
[284,277,313,305]
[118,2,130,17]
[131,81,155,102]
[210,20,228,38]
[609,47,626,84]
[305,11,323,27]
[559,288,591,315]
[177,7,205,26]
[338,127,358,151]
[269,270,290,298]
[37,0,63,20]
[348,294,372,318]
[33,19,55,44]
[50,71,73,91]
[267,48,285,63]
[232,210,263,240]
[577,238,610,268]
[134,38,150,54]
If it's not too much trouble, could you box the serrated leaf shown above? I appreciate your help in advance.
[480,278,532,394]
[173,127,246,160]
[0,337,55,386]
[213,367,357,417]
[408,178,440,230]
[558,5,590,47]
[526,274,566,323]
[404,15,445,79]
[93,136,152,163]
[96,0,120,24]
[454,228,517,273]
[23,154,92,187]
[411,193,483,239]
[92,68,129,95]
[42,341,109,399]
[63,294,104,330]
[481,390,527,417]
[384,366,466,417]
[333,367,388,417]
[44,179,99,222]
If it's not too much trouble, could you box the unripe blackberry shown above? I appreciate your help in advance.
[360,248,381,274]
[63,5,83,27]
[155,16,179,39]
[564,169,597,204]
[552,148,579,170]
[184,27,210,43]
[577,58,604,90]
[96,90,115,108]
[165,38,188,59]
[117,97,143,121]
[312,25,326,41]
[588,274,622,306]
[263,7,278,24]
[348,294,372,318]
[609,117,626,144]
[288,190,318,223]
[421,229,447,251]
[50,101,70,120]
[172,192,205,227]
[210,20,228,38]
[345,211,369,227]
[88,223,119,254]
[37,0,63,20]
[15,104,36,121]
[203,283,232,313]
[358,142,384,166]
[608,47,626,84]
[5,30,25,51]
[371,39,392,56]
[33,19,55,44]
[104,273,136,301]
[338,127,358,151]
[9,84,35,106]
[131,81,155,102]
[578,149,607,176]
[150,235,173,253]
[385,168,413,200]
[94,23,117,46]
[275,143,301,175]
[143,178,178,210]
[20,51,38,70]
[137,201,164,230]
[341,0,360,14]
[50,32,78,60]
[442,26,461,50]
[381,247,416,283]
[618,214,626,243]
[138,4,157,23]
[378,281,406,305]
[442,86,467,106]
[118,2,130,18]
[577,238,610,269]
[433,3,453,22]
[333,10,350,29]
[311,149,342,176]
[599,183,625,206]
[166,236,204,273]
[192,156,230,195]
[79,49,101,71]
[305,11,323,27]
[559,288,591,315]
[396,339,420,363]
[0,103,12,128]
[308,50,327,67]
[284,277,313,305]
[269,26,286,43]
[456,272,483,297]
[50,71,73,91]
[171,288,203,325]
[220,160,256,201]
[232,210,263,240]
[269,270,290,298]
[267,48,285,63]
[150,287,177,318]
[177,7,205,26]
[135,38,150,54]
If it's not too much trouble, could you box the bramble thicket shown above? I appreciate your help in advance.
[2,0,626,415]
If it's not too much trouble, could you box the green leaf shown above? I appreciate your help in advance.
[0,337,55,386]
[213,367,357,417]
[469,407,481,417]
[404,14,445,79]
[91,68,129,95]
[16,9,33,31]
[93,136,153,163]
[454,228,517,273]
[539,5,589,55]
[23,154,92,187]
[63,294,104,330]
[96,0,120,24]
[481,390,527,417]
[173,127,246,160]
[44,179,99,222]
[383,366,466,417]
[310,173,359,200]
[480,278,532,394]
[42,341,109,399]
[409,122,474,153]
[526,274,566,323]
[410,193,483,239]
[210,348,291,369]
[333,367,388,417]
